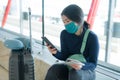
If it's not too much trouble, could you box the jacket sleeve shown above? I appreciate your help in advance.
[53,30,69,61]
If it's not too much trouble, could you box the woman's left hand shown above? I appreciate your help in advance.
[70,64,83,70]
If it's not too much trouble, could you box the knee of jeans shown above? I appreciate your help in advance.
[70,69,82,74]
[69,69,83,79]
[48,64,64,72]
[69,69,80,76]
[48,64,58,72]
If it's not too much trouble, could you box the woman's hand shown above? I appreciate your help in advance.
[46,43,57,55]
[70,64,83,70]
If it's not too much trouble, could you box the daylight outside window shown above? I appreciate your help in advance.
[0,0,120,67]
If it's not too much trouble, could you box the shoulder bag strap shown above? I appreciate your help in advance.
[80,29,90,54]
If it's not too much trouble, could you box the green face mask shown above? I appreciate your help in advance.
[65,22,80,33]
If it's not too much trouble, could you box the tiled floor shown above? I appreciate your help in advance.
[0,41,10,80]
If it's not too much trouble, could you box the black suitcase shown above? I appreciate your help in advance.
[9,49,34,80]
[4,8,35,80]
[4,38,35,80]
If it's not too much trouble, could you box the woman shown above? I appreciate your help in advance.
[45,4,99,80]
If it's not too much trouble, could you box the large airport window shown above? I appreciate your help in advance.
[0,0,120,68]
[92,0,109,62]
[93,0,120,67]
[107,0,120,67]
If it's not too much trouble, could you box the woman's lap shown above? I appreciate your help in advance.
[45,64,95,80]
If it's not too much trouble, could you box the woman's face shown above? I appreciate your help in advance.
[61,15,79,26]
[61,15,83,35]
[61,15,72,25]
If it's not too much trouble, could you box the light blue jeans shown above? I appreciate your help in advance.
[45,64,96,80]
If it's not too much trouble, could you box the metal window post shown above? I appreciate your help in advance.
[105,0,115,62]
[42,0,45,45]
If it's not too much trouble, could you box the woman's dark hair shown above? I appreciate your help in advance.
[84,21,90,29]
[61,4,84,24]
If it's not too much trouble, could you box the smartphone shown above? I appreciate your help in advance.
[41,36,57,49]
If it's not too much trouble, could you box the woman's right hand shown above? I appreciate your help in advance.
[46,43,57,55]
[70,63,83,70]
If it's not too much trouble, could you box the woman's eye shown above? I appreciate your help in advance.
[67,21,69,23]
